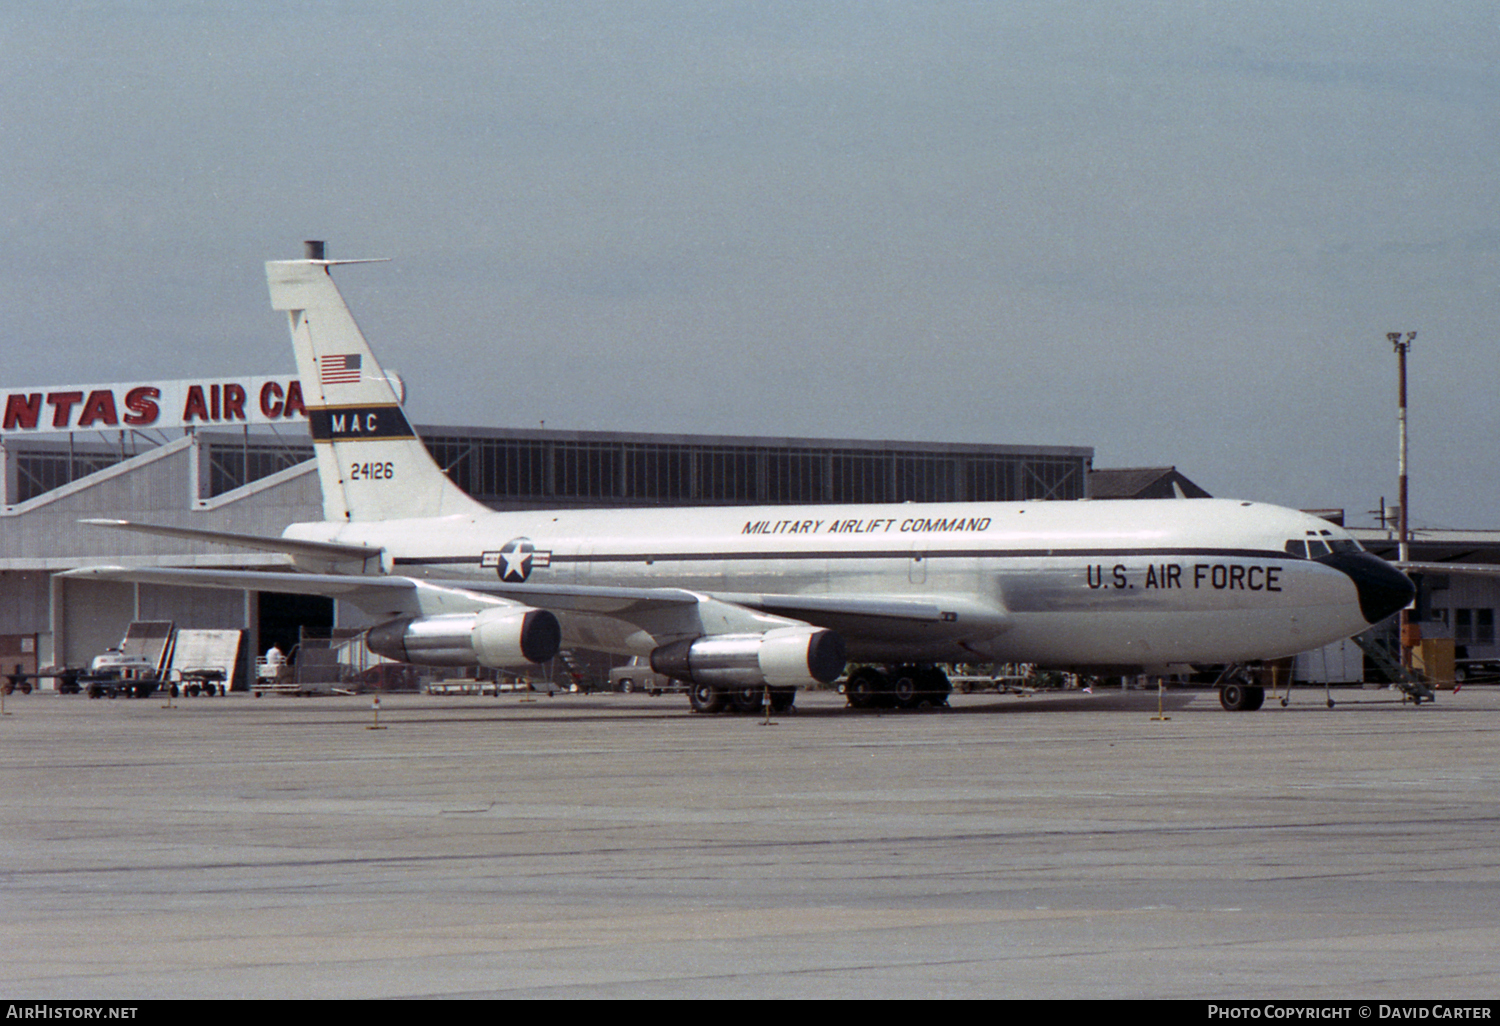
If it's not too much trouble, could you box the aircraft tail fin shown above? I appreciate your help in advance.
[265,243,489,522]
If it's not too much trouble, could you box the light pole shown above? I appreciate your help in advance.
[1388,331,1416,669]
[1387,331,1415,564]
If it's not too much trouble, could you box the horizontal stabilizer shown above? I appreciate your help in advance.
[59,565,418,619]
[80,519,382,573]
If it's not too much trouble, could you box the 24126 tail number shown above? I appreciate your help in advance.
[350,461,394,481]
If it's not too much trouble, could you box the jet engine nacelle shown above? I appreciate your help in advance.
[365,607,561,667]
[650,626,846,689]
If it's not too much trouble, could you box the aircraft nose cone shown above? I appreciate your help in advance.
[1317,551,1415,624]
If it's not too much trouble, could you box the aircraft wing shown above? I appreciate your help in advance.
[718,590,1011,655]
[59,564,1007,660]
[448,579,1011,655]
[58,565,789,651]
[1397,561,1500,577]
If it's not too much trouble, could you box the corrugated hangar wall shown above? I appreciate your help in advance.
[0,433,324,669]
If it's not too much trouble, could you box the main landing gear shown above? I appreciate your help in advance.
[684,664,954,714]
[844,665,952,711]
[688,681,797,715]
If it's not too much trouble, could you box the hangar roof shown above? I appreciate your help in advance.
[1087,467,1211,500]
[1351,527,1500,569]
[0,434,321,570]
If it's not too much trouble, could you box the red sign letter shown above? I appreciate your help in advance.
[46,392,84,428]
[3,393,42,430]
[260,381,284,418]
[281,380,306,419]
[182,385,209,423]
[223,383,247,421]
[123,386,160,427]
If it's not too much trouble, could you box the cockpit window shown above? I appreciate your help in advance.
[1286,531,1362,557]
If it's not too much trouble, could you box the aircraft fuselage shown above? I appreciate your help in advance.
[287,496,1400,670]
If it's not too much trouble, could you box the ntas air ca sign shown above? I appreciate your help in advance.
[0,377,308,436]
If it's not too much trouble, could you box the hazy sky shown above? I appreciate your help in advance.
[4,2,1497,528]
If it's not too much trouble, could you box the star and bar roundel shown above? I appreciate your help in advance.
[481,538,552,583]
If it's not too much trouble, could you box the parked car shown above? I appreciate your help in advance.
[607,657,683,696]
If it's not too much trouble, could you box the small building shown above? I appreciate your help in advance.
[1354,525,1500,680]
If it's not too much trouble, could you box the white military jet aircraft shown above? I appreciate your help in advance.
[72,246,1414,713]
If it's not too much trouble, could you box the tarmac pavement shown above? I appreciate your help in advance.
[2,683,1498,999]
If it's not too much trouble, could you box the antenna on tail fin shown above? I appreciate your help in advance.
[267,241,489,523]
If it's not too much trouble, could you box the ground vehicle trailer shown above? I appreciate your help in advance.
[78,622,240,698]
[83,650,162,699]
[1,671,42,695]
[167,629,240,696]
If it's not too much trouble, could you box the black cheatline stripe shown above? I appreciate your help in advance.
[393,546,1291,568]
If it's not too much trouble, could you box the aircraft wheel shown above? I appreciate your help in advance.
[770,687,796,713]
[891,667,920,709]
[1220,682,1252,712]
[729,686,764,714]
[1244,686,1265,711]
[846,667,886,710]
[688,681,726,714]
[918,666,952,708]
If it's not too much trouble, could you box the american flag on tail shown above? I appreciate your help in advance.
[320,354,362,385]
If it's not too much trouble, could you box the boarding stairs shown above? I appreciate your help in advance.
[1352,631,1435,704]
